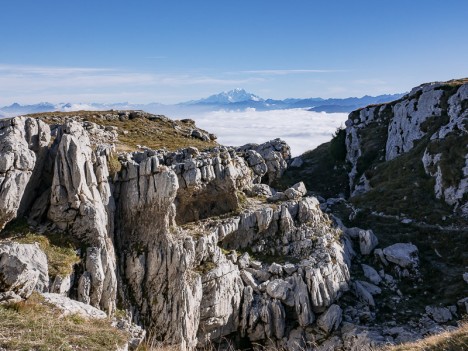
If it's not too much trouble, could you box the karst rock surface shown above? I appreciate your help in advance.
[0,117,50,230]
[345,80,468,214]
[0,84,465,350]
[0,110,356,349]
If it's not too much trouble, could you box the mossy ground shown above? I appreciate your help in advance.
[0,293,128,351]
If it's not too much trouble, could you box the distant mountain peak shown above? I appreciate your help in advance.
[192,89,264,104]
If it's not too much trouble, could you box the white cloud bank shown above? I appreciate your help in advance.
[191,109,349,156]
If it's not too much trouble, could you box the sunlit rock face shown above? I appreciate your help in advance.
[345,80,468,213]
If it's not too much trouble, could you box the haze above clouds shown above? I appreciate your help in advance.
[1,2,467,105]
[191,109,348,156]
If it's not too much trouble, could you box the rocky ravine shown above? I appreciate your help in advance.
[0,83,466,351]
[0,113,353,349]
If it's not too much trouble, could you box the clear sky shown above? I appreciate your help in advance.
[1,0,467,104]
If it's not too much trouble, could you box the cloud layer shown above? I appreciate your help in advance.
[191,109,348,156]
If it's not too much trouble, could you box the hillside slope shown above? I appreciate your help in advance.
[0,80,466,351]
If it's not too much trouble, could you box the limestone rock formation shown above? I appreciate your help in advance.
[344,80,468,213]
[0,92,465,350]
[42,292,107,319]
[0,242,48,303]
[0,117,50,230]
[383,243,419,270]
[47,121,117,314]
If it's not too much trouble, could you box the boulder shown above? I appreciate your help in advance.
[49,274,73,295]
[341,323,386,351]
[357,280,381,295]
[359,230,378,255]
[268,262,283,275]
[290,157,303,168]
[457,297,468,314]
[361,264,382,285]
[317,304,342,334]
[283,263,297,275]
[41,293,107,319]
[383,243,419,269]
[247,184,274,197]
[354,281,375,307]
[238,252,250,269]
[266,279,292,301]
[425,306,453,323]
[0,242,48,303]
[284,182,307,200]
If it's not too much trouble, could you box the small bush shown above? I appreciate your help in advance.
[329,127,347,161]
[107,153,122,178]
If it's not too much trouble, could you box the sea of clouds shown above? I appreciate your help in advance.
[190,108,349,156]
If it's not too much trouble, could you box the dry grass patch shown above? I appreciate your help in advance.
[28,110,217,152]
[0,293,128,351]
[1,219,81,277]
[382,322,468,351]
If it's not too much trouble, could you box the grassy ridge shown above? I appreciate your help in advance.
[28,110,217,152]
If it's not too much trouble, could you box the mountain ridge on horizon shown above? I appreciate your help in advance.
[0,88,405,117]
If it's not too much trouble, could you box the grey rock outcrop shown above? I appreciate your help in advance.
[116,152,202,349]
[359,229,378,255]
[42,292,107,319]
[383,243,419,270]
[0,117,50,230]
[317,304,342,334]
[198,260,243,344]
[47,121,117,314]
[386,85,444,161]
[237,138,290,184]
[421,83,468,211]
[344,80,468,213]
[4,109,445,350]
[0,242,48,303]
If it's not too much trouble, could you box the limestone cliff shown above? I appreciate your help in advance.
[0,112,356,350]
[0,85,466,351]
[344,79,468,218]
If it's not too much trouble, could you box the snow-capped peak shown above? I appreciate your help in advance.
[195,89,264,104]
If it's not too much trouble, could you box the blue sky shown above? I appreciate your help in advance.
[1,0,467,104]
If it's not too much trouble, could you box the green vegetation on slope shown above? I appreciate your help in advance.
[332,202,468,314]
[351,135,454,224]
[274,128,350,198]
